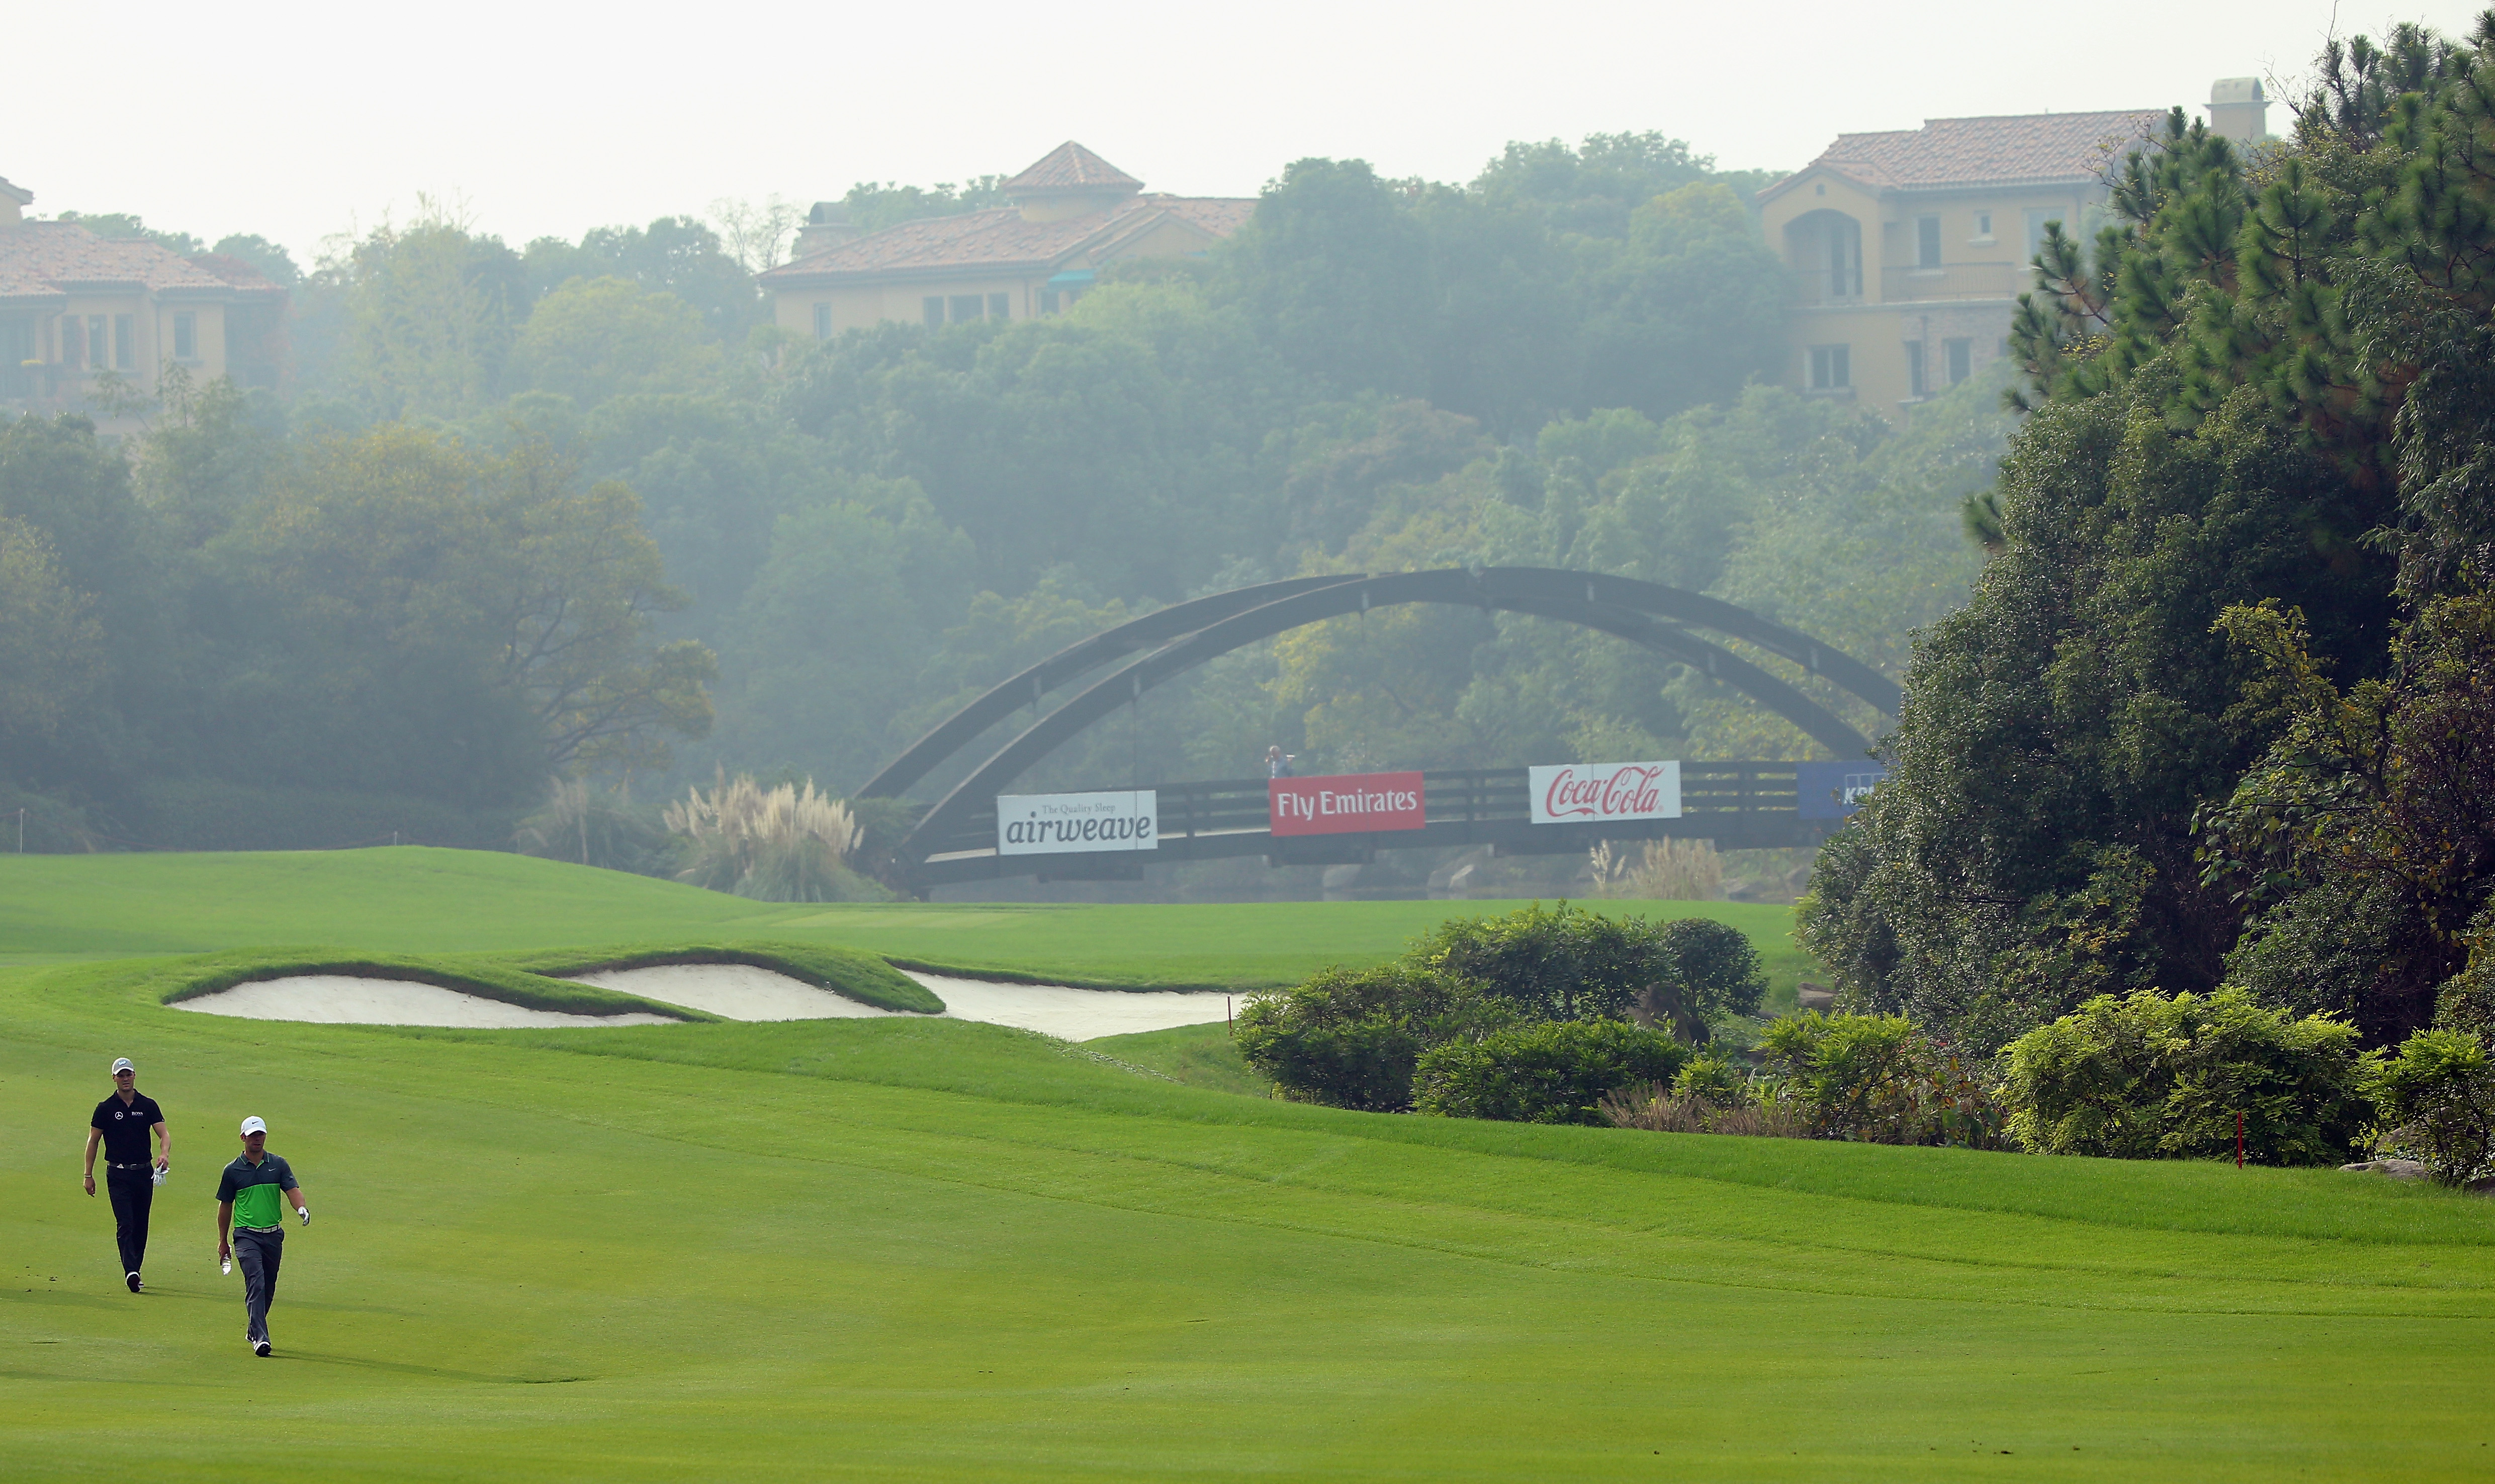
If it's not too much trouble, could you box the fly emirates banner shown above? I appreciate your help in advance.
[1268,772,1426,837]
[1528,761,1680,824]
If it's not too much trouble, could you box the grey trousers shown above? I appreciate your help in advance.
[234,1227,283,1345]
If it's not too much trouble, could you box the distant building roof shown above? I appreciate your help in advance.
[0,175,32,208]
[0,222,284,304]
[1761,109,2165,201]
[1005,141,1144,194]
[764,142,1252,288]
[761,193,1252,285]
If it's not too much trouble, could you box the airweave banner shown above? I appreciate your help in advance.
[996,791,1159,855]
[1528,761,1680,824]
[1269,772,1426,837]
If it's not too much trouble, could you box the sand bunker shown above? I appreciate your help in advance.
[175,976,679,1029]
[905,972,1237,1042]
[170,965,1240,1042]
[565,963,894,1022]
[571,964,1235,1040]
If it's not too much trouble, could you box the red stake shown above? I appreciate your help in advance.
[2236,1110,2244,1169]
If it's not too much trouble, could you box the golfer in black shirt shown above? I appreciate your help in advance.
[83,1057,169,1293]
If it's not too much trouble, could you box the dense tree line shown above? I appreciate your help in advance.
[1802,15,2495,1052]
[4,130,1998,852]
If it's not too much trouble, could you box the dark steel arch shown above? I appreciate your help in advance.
[856,575,1362,801]
[879,567,1899,868]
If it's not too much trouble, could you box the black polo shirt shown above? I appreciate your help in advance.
[91,1093,165,1166]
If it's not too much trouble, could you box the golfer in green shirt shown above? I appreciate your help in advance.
[215,1116,307,1357]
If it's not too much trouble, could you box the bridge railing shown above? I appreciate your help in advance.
[915,762,1812,872]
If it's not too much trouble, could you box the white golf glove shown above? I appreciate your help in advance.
[150,1167,166,1187]
[298,1206,311,1226]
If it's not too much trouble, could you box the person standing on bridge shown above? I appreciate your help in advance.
[1266,746,1295,779]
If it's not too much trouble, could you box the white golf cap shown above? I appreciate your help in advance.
[111,1057,134,1074]
[239,1116,267,1136]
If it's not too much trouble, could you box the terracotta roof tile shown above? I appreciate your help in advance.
[0,222,245,301]
[760,193,1252,284]
[1004,142,1143,194]
[1769,110,2165,198]
[184,252,289,297]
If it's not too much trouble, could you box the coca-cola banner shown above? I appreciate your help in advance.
[1269,772,1427,837]
[996,790,1159,855]
[1528,761,1680,824]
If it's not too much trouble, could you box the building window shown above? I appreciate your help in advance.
[114,314,134,370]
[923,297,945,328]
[1905,341,1926,399]
[1808,344,1850,391]
[173,312,197,360]
[1916,215,1942,268]
[1973,211,1994,241]
[988,292,1010,320]
[87,316,108,368]
[813,304,832,340]
[1040,289,1060,315]
[948,295,983,323]
[1945,338,1973,386]
[2023,208,2056,264]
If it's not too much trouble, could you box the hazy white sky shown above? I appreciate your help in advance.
[9,0,2483,264]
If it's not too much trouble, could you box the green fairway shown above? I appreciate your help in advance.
[0,848,1815,995]
[6,849,2492,1480]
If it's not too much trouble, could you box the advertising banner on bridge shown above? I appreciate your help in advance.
[1795,761,1887,820]
[1528,761,1680,824]
[1268,772,1427,837]
[996,790,1159,855]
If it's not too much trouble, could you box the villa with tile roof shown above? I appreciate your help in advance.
[761,143,1254,339]
[1755,79,2268,418]
[0,173,289,417]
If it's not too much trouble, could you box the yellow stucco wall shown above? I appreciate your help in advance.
[1762,165,2104,417]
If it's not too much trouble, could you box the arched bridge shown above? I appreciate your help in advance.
[859,568,1897,889]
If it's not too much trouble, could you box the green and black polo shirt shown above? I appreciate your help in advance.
[216,1153,297,1231]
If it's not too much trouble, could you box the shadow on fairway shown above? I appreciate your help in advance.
[282,1348,600,1386]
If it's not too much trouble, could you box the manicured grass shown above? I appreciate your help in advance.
[0,848,1816,993]
[1088,1019,1269,1096]
[6,953,2494,1481]
[7,847,2491,1479]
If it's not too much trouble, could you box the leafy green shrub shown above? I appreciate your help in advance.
[1412,1019,1688,1125]
[1233,966,1509,1111]
[2363,1029,2495,1186]
[1670,1050,1751,1105]
[1998,988,2369,1165]
[1409,901,1765,1039]
[1757,1011,2004,1146]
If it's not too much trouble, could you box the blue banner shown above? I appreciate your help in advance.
[1795,761,1887,820]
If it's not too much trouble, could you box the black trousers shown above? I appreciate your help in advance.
[235,1227,283,1346]
[105,1165,153,1276]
